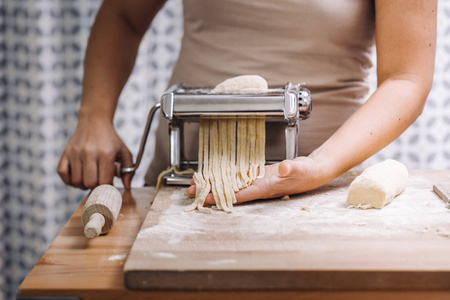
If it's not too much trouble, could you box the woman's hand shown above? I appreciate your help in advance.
[57,115,133,190]
[186,156,327,204]
[56,0,168,191]
[233,157,326,203]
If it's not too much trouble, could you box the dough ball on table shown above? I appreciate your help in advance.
[212,75,268,94]
[347,159,408,209]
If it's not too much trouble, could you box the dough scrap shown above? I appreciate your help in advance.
[346,159,409,209]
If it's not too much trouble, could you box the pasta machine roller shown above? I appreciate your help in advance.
[115,82,312,185]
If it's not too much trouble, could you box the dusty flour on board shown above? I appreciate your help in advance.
[108,253,128,261]
[151,252,178,259]
[137,175,450,245]
[208,259,237,265]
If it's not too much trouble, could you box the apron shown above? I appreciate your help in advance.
[145,0,375,185]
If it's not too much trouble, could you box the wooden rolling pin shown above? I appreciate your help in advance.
[81,185,122,239]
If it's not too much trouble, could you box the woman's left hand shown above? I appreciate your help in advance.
[186,156,327,204]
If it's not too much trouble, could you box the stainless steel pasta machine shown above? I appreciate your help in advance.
[115,82,312,185]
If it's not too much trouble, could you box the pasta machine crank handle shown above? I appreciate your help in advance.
[114,102,161,178]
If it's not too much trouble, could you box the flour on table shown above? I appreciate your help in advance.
[151,252,178,259]
[347,204,374,210]
[136,174,450,256]
[208,259,237,265]
[353,222,367,226]
[108,253,128,261]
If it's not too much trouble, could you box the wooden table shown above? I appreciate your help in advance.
[18,171,450,300]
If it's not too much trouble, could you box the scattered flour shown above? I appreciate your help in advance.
[108,253,128,261]
[151,252,178,259]
[208,259,237,265]
[136,175,450,245]
[347,204,373,210]
[354,222,367,226]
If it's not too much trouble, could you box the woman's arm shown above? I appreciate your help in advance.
[227,0,437,203]
[58,0,166,190]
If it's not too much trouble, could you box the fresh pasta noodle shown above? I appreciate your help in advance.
[228,119,239,194]
[256,117,266,179]
[248,118,257,181]
[238,119,251,188]
[209,120,225,211]
[188,117,265,213]
[186,119,212,214]
[187,75,268,213]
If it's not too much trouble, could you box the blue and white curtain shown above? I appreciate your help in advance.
[0,1,449,299]
[0,1,182,298]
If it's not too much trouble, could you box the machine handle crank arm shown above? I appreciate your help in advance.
[114,102,161,178]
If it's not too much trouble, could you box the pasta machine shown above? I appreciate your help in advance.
[115,82,312,185]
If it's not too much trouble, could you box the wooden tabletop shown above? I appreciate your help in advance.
[18,171,450,300]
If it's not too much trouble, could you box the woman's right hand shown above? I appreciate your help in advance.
[57,115,133,190]
[55,0,168,190]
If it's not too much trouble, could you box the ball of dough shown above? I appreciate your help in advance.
[212,75,268,94]
[347,159,409,209]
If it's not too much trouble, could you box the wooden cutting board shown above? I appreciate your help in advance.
[124,170,450,290]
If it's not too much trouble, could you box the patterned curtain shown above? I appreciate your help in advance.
[1,1,449,300]
[0,1,182,299]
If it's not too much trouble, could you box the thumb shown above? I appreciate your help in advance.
[118,145,134,190]
[278,159,302,177]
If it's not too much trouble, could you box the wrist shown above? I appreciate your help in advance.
[307,149,338,184]
[78,105,114,124]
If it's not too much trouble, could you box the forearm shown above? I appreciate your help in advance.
[309,78,428,183]
[309,0,437,184]
[79,11,141,121]
[58,1,166,189]
[79,1,165,122]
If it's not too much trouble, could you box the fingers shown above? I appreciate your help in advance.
[82,153,99,190]
[118,145,133,190]
[58,147,86,189]
[204,193,215,204]
[59,144,132,190]
[186,184,196,196]
[68,151,84,189]
[278,160,293,177]
[186,184,215,204]
[58,121,134,190]
[278,159,306,177]
[235,184,262,204]
[98,152,115,186]
[57,154,71,185]
[70,147,99,190]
